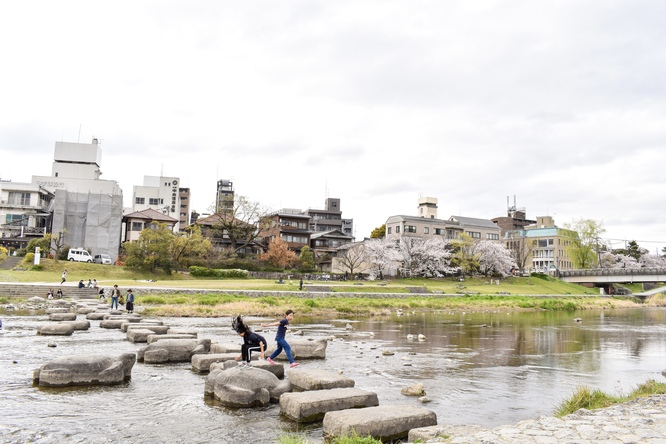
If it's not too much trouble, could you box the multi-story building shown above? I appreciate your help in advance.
[310,229,355,271]
[305,198,354,237]
[448,215,501,241]
[260,209,311,253]
[32,138,123,257]
[193,213,263,255]
[504,216,576,272]
[385,197,463,240]
[215,179,234,215]
[0,181,54,251]
[132,175,188,232]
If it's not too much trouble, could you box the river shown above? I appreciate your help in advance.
[2,307,666,443]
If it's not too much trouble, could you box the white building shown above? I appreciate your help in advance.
[32,138,123,257]
[0,181,54,251]
[132,175,189,231]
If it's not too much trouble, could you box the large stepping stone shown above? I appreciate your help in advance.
[138,338,211,363]
[280,387,379,423]
[204,366,291,408]
[33,353,136,387]
[99,319,128,329]
[266,337,328,360]
[210,342,241,353]
[323,405,437,442]
[86,312,109,320]
[37,323,75,336]
[287,368,355,391]
[65,320,91,331]
[191,353,238,373]
[210,360,285,379]
[49,313,77,321]
[45,308,71,314]
[127,328,162,343]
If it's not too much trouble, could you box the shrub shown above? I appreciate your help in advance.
[31,265,44,271]
[189,266,249,279]
[24,253,35,264]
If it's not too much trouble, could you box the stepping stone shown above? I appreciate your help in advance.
[147,333,197,344]
[49,313,76,321]
[210,342,241,353]
[288,368,355,391]
[37,323,75,336]
[66,320,91,331]
[191,353,238,373]
[124,324,169,334]
[280,387,379,423]
[210,360,286,379]
[127,328,161,343]
[323,405,437,442]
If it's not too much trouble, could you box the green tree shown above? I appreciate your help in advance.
[26,235,52,256]
[370,224,386,239]
[449,233,479,277]
[564,218,606,268]
[297,246,316,272]
[123,223,175,274]
[626,240,642,260]
[170,225,212,269]
[0,246,8,262]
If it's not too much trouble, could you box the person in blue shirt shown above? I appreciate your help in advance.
[261,309,299,368]
[232,316,267,368]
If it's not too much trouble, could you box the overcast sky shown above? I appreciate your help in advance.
[1,1,665,253]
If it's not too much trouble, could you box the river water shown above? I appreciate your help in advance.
[2,307,666,443]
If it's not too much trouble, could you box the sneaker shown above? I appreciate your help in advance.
[290,362,300,368]
[266,357,277,365]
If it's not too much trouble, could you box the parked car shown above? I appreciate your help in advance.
[67,248,93,263]
[93,254,113,265]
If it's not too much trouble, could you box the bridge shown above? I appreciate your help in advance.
[558,268,666,284]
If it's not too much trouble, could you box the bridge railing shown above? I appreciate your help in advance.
[558,268,666,277]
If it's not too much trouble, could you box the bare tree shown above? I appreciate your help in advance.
[334,242,367,278]
[506,231,531,273]
[209,195,271,253]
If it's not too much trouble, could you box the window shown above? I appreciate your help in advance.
[149,198,162,205]
[538,239,548,248]
[6,214,27,226]
[135,197,145,205]
[424,227,429,234]
[131,222,143,231]
[404,225,416,233]
[281,234,308,244]
[487,233,500,240]
[279,219,307,230]
[387,227,392,235]
[181,196,188,201]
[396,226,400,233]
[466,231,481,239]
[8,192,30,205]
[434,228,442,235]
[548,239,554,245]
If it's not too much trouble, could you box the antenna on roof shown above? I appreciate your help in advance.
[77,124,81,143]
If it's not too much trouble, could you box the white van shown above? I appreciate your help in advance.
[67,248,93,263]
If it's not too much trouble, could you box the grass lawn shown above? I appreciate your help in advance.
[0,258,601,295]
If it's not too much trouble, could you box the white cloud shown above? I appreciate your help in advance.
[1,0,665,251]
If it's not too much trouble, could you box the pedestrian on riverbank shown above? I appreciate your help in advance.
[61,270,67,285]
[126,289,134,314]
[261,309,299,368]
[232,315,267,367]
[110,285,120,310]
[56,288,63,299]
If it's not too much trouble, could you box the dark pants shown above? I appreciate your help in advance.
[241,344,262,363]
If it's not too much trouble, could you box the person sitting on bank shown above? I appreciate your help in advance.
[78,280,85,288]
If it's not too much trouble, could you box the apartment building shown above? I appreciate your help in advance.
[260,209,311,253]
[448,215,501,241]
[504,216,576,272]
[0,181,54,251]
[385,197,463,240]
[305,197,354,237]
[132,175,189,232]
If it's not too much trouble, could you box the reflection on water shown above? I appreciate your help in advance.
[2,308,666,443]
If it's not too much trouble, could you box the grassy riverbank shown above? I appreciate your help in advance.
[2,258,659,317]
[556,379,666,416]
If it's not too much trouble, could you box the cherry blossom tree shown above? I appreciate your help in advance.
[363,237,401,279]
[398,236,457,278]
[474,240,515,277]
[612,254,641,269]
[640,253,666,268]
